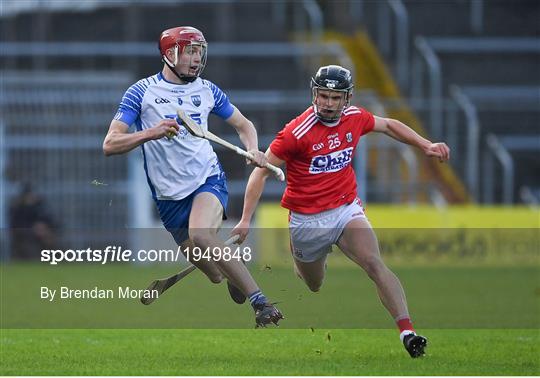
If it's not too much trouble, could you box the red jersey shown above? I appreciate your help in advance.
[270,106,374,214]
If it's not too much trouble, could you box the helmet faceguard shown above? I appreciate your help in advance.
[310,65,354,123]
[159,26,208,83]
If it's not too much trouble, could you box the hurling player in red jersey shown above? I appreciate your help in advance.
[232,65,450,358]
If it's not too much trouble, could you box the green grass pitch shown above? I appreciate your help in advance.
[1,263,539,375]
[1,329,539,375]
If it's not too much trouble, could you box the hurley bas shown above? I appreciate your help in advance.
[40,286,158,301]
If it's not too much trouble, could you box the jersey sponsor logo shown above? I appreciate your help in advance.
[312,142,324,151]
[189,113,202,125]
[179,127,189,137]
[165,114,189,138]
[170,112,202,126]
[309,147,354,174]
[346,132,352,142]
[191,95,201,107]
[154,97,171,104]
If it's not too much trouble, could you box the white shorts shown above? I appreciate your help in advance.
[289,198,368,262]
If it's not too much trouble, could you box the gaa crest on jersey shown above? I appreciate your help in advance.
[312,142,324,151]
[191,95,201,107]
[154,97,170,104]
[346,132,352,142]
[309,147,354,174]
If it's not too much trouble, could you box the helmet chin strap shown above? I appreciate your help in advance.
[312,89,349,124]
[163,45,197,83]
[163,60,197,83]
[313,104,342,125]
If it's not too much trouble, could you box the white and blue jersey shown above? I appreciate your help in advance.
[114,72,235,201]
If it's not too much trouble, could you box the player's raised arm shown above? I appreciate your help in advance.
[102,118,179,156]
[225,106,268,168]
[231,149,284,243]
[372,116,450,162]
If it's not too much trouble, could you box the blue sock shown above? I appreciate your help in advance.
[248,290,267,309]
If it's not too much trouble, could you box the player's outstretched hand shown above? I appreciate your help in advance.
[247,150,268,168]
[148,119,180,140]
[231,219,250,244]
[424,142,450,162]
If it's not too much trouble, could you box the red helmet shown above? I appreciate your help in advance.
[158,26,207,81]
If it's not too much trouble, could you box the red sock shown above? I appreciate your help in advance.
[396,317,415,333]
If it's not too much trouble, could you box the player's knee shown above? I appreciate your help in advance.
[189,228,213,248]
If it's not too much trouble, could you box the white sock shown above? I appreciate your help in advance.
[400,330,416,342]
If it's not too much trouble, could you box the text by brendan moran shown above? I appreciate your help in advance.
[40,286,158,301]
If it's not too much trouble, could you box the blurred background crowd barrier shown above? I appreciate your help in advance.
[1,0,538,260]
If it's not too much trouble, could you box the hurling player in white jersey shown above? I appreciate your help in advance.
[232,65,450,356]
[103,26,283,327]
